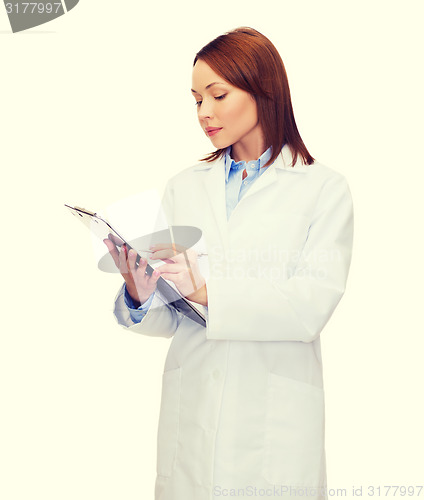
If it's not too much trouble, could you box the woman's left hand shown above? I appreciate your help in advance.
[150,244,208,306]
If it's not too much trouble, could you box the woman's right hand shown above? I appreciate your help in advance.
[103,238,161,308]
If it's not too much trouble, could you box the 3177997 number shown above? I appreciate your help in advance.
[367,485,423,496]
[5,3,63,14]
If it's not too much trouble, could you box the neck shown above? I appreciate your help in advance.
[231,131,266,163]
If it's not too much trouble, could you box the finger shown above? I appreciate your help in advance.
[136,257,152,281]
[127,248,139,273]
[158,272,181,287]
[108,233,125,247]
[151,252,180,263]
[147,268,162,285]
[103,239,120,267]
[135,255,148,274]
[155,263,184,274]
[118,245,130,274]
[151,248,190,262]
[184,248,198,260]
[150,243,188,256]
[150,248,177,261]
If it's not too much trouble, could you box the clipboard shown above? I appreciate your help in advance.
[65,204,206,328]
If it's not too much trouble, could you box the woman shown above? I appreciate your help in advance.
[105,27,353,500]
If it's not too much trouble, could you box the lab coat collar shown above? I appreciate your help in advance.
[193,144,310,173]
[196,145,309,248]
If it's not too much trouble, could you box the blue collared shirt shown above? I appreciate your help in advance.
[225,145,272,219]
[124,146,274,320]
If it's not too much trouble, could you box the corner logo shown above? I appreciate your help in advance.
[4,0,79,33]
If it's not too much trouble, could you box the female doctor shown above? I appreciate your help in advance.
[105,27,354,500]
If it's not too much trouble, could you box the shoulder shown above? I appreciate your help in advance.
[283,155,353,212]
[278,145,350,187]
[300,158,351,194]
[165,158,220,187]
[303,160,353,216]
[304,158,347,181]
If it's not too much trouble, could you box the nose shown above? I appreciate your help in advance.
[197,98,214,120]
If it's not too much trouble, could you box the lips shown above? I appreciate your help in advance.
[205,127,222,137]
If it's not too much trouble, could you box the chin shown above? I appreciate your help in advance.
[209,138,231,150]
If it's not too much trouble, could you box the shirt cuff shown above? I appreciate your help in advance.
[123,284,155,323]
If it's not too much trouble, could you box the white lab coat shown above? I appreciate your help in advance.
[113,145,354,500]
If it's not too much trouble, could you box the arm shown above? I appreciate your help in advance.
[114,282,186,338]
[205,173,354,342]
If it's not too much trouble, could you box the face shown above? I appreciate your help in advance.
[191,59,263,153]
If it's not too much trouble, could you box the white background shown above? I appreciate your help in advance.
[1,1,423,498]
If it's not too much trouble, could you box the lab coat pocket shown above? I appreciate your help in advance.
[156,367,182,478]
[262,372,325,487]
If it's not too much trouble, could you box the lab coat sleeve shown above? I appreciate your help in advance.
[205,173,354,342]
[123,285,154,323]
[113,282,185,338]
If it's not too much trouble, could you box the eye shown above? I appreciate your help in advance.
[194,94,226,107]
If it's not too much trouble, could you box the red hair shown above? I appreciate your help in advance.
[193,27,314,167]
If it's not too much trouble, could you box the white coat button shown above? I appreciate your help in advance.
[212,369,221,380]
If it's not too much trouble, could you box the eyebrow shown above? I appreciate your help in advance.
[191,82,227,94]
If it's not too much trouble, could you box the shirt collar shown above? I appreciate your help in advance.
[224,146,273,182]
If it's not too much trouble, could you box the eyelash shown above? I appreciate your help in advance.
[195,94,227,107]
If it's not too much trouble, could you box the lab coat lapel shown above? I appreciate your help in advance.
[198,155,229,248]
[239,145,308,203]
[239,159,278,202]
